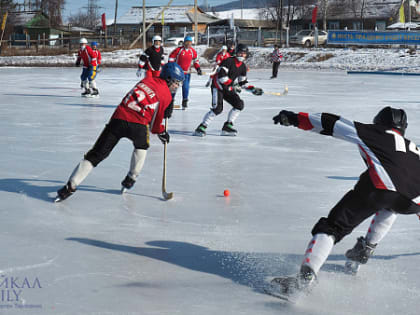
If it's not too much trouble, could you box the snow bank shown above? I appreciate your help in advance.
[1,45,420,72]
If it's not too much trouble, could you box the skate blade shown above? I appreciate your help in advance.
[54,196,63,203]
[220,131,237,136]
[344,260,360,275]
[121,187,127,194]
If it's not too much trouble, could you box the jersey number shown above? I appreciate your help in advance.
[387,130,420,158]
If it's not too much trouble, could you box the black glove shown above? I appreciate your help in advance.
[158,131,170,144]
[197,68,202,75]
[273,110,299,127]
[164,101,174,119]
[75,60,81,67]
[251,87,263,95]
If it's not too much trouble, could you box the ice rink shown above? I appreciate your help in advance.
[1,67,420,314]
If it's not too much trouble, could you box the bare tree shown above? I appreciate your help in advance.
[349,0,367,29]
[41,0,65,26]
[67,0,100,29]
[68,10,90,28]
[321,0,328,31]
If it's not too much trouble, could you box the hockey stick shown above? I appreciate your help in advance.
[265,85,288,96]
[243,84,288,97]
[162,118,173,200]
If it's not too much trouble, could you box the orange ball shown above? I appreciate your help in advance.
[224,189,230,197]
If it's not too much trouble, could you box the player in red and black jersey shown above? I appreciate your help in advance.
[194,44,263,137]
[268,107,420,297]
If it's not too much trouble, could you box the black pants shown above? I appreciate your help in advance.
[85,119,149,167]
[272,62,280,78]
[312,171,420,243]
[210,86,244,115]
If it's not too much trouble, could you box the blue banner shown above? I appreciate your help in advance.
[328,30,420,45]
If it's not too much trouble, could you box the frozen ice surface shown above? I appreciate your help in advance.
[1,67,420,314]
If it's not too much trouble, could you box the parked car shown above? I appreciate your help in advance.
[201,28,227,46]
[290,30,328,47]
[235,30,259,46]
[165,33,197,46]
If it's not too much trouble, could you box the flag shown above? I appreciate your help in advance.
[101,13,107,30]
[1,12,8,31]
[312,6,318,24]
[161,11,164,25]
[399,4,405,23]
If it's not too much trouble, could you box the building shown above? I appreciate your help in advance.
[106,5,219,43]
[293,0,413,31]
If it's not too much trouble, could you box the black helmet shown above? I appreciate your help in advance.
[236,43,249,55]
[373,106,408,135]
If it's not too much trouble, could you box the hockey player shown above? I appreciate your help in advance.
[193,44,263,137]
[168,36,202,109]
[137,35,165,79]
[55,62,185,202]
[75,38,96,96]
[205,45,230,88]
[227,41,236,56]
[270,44,283,79]
[268,106,420,299]
[89,41,101,96]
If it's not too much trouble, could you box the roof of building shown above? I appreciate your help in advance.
[208,18,275,28]
[111,5,219,25]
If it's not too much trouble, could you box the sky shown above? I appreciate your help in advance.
[63,0,228,21]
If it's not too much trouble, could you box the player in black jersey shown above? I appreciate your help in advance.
[137,35,165,78]
[193,44,263,136]
[268,107,420,297]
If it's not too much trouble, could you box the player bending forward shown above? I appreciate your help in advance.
[193,44,263,137]
[55,63,185,202]
[268,106,420,299]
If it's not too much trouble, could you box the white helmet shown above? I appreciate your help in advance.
[152,35,162,43]
[221,45,227,51]
[79,38,88,44]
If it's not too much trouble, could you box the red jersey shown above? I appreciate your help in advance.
[91,49,101,67]
[168,47,200,73]
[77,45,95,68]
[216,51,230,66]
[111,76,172,134]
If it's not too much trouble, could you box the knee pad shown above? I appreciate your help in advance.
[212,107,223,116]
[311,218,344,243]
[84,150,105,167]
[234,99,244,111]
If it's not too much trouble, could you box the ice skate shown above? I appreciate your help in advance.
[264,265,316,302]
[91,88,99,97]
[54,182,76,202]
[182,99,188,110]
[344,236,377,275]
[221,121,237,136]
[81,88,92,97]
[121,175,136,194]
[193,124,207,137]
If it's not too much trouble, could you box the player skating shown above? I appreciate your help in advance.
[89,41,101,96]
[193,44,263,137]
[267,106,420,300]
[270,44,283,79]
[205,45,230,88]
[75,38,96,97]
[55,63,185,202]
[168,36,202,109]
[137,35,165,79]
